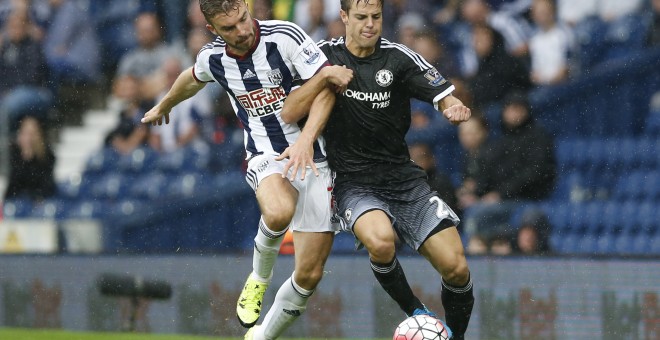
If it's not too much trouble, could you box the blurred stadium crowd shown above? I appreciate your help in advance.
[1,0,659,256]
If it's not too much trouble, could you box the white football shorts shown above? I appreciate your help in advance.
[245,154,338,233]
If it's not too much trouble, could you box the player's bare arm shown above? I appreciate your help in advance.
[280,65,352,124]
[141,66,207,126]
[439,95,471,125]
[276,88,335,181]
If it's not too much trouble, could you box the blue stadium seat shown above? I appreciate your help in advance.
[595,233,616,255]
[574,17,608,70]
[613,171,645,201]
[128,172,168,201]
[641,171,659,201]
[89,173,130,200]
[2,198,33,218]
[603,14,649,62]
[64,200,104,219]
[650,233,660,254]
[166,172,205,198]
[84,147,120,175]
[30,199,69,220]
[635,138,656,169]
[117,147,158,174]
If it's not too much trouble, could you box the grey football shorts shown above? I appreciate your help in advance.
[333,178,460,251]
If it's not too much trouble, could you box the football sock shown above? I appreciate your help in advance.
[441,273,474,339]
[371,257,423,316]
[258,274,312,340]
[252,217,287,282]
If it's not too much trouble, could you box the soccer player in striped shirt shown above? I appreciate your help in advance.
[278,1,475,339]
[141,1,353,339]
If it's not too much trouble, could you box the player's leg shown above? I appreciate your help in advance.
[249,162,336,339]
[254,231,334,340]
[238,155,299,328]
[349,206,425,316]
[419,227,474,340]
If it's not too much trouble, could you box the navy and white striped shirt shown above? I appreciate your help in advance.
[194,19,328,160]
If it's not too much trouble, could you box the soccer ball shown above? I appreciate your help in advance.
[393,314,451,340]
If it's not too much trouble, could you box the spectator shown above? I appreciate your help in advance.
[299,0,327,42]
[467,24,530,110]
[43,0,101,87]
[116,12,176,80]
[395,12,425,46]
[408,142,459,215]
[4,116,55,201]
[456,115,490,211]
[0,11,52,130]
[514,208,552,255]
[412,30,460,79]
[293,0,339,32]
[556,0,597,26]
[89,0,148,75]
[148,57,210,153]
[326,17,345,39]
[598,0,645,22]
[252,0,273,20]
[648,0,660,46]
[381,0,433,41]
[529,0,575,86]
[483,91,556,202]
[104,75,149,155]
[460,0,531,57]
[462,91,556,243]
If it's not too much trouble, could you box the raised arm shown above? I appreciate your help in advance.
[280,65,352,124]
[276,87,336,180]
[141,67,207,125]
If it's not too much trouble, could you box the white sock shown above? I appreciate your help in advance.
[252,217,287,282]
[257,274,313,340]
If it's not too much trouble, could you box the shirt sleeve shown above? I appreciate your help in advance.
[193,45,216,83]
[398,47,455,111]
[280,21,328,80]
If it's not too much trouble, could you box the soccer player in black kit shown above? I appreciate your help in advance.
[277,0,474,339]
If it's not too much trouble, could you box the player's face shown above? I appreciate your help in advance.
[206,2,255,56]
[341,1,382,56]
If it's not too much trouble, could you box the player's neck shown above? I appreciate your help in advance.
[345,38,376,58]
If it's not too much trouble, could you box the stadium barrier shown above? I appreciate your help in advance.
[0,255,658,339]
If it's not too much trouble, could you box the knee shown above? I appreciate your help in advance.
[294,267,324,290]
[441,257,470,286]
[366,238,396,263]
[261,205,294,231]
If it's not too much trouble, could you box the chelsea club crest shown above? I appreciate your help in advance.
[375,69,393,87]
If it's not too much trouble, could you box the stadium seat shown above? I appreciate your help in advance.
[64,200,104,219]
[30,199,69,220]
[117,147,158,174]
[603,14,649,62]
[84,147,120,175]
[166,172,205,198]
[89,173,130,200]
[2,198,34,218]
[128,172,168,201]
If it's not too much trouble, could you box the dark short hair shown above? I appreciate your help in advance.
[340,0,383,13]
[199,0,243,22]
[503,90,529,109]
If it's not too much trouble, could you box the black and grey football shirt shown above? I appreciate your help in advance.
[318,37,455,186]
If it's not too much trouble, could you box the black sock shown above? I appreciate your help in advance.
[441,274,474,340]
[370,257,423,316]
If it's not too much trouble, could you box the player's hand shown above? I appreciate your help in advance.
[275,137,318,181]
[443,104,471,125]
[141,105,171,126]
[324,65,353,93]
